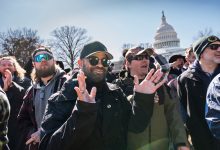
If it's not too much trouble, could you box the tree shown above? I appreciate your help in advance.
[49,26,91,69]
[0,28,42,66]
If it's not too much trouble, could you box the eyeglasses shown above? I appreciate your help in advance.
[208,36,219,42]
[87,56,110,67]
[34,53,53,62]
[207,44,220,50]
[127,55,149,62]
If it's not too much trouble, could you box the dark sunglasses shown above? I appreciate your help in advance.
[207,44,220,50]
[127,55,149,62]
[208,36,219,42]
[87,56,110,67]
[34,53,53,62]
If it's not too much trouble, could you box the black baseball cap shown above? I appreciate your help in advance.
[80,41,113,60]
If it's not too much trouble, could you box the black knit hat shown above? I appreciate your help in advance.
[80,41,113,60]
[193,35,220,60]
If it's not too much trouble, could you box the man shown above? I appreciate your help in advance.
[177,35,220,150]
[39,41,166,150]
[184,47,196,69]
[0,56,31,150]
[0,86,10,150]
[17,47,68,149]
[205,72,220,146]
[115,47,189,150]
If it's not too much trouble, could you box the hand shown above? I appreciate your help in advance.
[134,69,166,94]
[25,130,40,145]
[74,70,96,103]
[177,146,190,150]
[2,69,12,91]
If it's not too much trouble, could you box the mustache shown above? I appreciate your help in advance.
[91,66,106,72]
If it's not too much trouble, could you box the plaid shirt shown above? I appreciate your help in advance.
[0,87,10,150]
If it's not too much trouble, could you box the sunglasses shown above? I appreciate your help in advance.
[127,55,149,62]
[87,56,110,67]
[34,53,53,62]
[207,44,220,50]
[208,36,219,42]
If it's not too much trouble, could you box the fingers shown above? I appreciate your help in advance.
[151,70,164,83]
[154,78,167,90]
[26,138,35,145]
[74,87,83,100]
[77,70,86,92]
[145,69,155,80]
[90,87,97,99]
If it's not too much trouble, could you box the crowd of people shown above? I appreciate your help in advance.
[0,35,220,150]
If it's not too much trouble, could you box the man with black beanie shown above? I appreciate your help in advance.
[177,35,220,150]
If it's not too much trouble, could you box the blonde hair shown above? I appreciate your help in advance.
[0,56,26,79]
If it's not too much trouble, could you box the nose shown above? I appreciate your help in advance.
[96,60,103,67]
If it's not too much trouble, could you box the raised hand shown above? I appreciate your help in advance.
[2,69,12,91]
[74,70,96,103]
[134,69,166,94]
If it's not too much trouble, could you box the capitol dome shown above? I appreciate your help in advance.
[153,11,185,60]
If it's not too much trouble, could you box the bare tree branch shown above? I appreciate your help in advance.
[49,26,91,69]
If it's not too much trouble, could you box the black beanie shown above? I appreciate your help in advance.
[193,35,220,60]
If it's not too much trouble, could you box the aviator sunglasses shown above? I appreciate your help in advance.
[207,44,220,50]
[87,56,110,67]
[34,53,53,62]
[127,54,149,62]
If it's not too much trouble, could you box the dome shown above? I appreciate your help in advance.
[153,11,180,49]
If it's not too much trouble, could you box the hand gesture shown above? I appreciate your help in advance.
[134,69,166,94]
[25,129,40,145]
[2,69,12,91]
[74,70,96,103]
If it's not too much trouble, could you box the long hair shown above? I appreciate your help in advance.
[0,56,26,79]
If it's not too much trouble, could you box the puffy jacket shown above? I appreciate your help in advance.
[39,76,155,150]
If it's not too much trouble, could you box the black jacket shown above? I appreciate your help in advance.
[39,77,155,150]
[177,60,220,150]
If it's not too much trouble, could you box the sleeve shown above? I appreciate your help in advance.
[128,91,155,133]
[164,86,188,147]
[177,75,189,124]
[205,76,220,140]
[39,80,98,150]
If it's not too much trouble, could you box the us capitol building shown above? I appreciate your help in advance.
[153,11,185,60]
[113,11,185,72]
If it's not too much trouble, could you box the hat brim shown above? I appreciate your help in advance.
[136,49,148,55]
[168,55,186,63]
[85,51,113,60]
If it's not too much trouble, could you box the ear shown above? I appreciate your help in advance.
[78,59,83,69]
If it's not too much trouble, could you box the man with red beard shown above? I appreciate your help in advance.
[39,41,166,150]
[18,47,68,150]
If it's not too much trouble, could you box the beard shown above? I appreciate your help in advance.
[36,65,56,78]
[82,64,107,83]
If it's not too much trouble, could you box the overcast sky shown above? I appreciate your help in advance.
[1,0,219,60]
